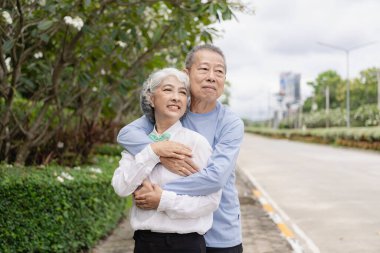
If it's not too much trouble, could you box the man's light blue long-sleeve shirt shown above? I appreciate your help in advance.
[117,101,244,248]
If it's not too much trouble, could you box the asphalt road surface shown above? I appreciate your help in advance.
[237,133,380,253]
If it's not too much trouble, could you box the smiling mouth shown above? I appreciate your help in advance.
[167,105,181,110]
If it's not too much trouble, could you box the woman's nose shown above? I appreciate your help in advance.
[171,91,180,101]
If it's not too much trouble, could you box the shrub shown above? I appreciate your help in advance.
[0,155,129,253]
[246,127,380,151]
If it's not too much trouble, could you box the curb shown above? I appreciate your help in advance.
[252,189,304,253]
[237,168,304,253]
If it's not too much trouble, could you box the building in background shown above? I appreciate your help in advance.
[273,72,301,128]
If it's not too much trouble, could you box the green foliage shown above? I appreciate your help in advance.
[305,70,344,112]
[352,104,380,127]
[246,126,380,151]
[0,155,129,253]
[280,104,380,129]
[303,67,379,115]
[93,143,124,157]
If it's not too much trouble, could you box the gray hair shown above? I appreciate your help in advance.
[140,68,190,123]
[184,44,227,72]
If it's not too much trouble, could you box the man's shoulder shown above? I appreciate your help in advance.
[218,103,244,126]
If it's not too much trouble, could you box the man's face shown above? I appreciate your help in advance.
[186,50,226,103]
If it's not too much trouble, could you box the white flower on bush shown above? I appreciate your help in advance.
[116,41,126,48]
[57,141,64,148]
[34,51,43,59]
[57,176,64,183]
[2,11,12,25]
[92,87,98,92]
[73,166,81,170]
[89,167,102,174]
[100,69,106,75]
[5,57,11,72]
[64,16,84,31]
[39,0,46,6]
[61,172,74,180]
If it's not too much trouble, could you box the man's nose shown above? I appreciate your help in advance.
[206,70,216,82]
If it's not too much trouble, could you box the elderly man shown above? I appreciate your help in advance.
[117,44,244,253]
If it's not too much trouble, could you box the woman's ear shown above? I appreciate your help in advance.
[149,95,155,108]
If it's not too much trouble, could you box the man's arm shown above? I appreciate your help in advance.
[158,189,222,219]
[134,184,222,219]
[117,115,154,155]
[118,116,196,174]
[163,118,244,196]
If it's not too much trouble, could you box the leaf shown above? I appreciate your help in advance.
[40,34,50,42]
[37,20,54,30]
[3,40,14,53]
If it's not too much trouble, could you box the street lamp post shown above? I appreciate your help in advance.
[317,41,378,127]
[377,70,380,111]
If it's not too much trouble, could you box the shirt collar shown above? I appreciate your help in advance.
[151,121,182,139]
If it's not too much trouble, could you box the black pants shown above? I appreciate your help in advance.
[206,243,243,253]
[133,230,206,253]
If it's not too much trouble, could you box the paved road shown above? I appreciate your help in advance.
[237,133,380,253]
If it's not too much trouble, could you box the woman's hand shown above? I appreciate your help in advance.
[160,156,199,176]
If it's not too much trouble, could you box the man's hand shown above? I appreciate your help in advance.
[134,184,163,210]
[160,156,199,176]
[150,141,192,159]
[133,179,154,197]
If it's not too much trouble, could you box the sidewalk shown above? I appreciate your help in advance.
[92,169,292,253]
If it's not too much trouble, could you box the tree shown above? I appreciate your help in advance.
[350,67,379,110]
[0,0,251,165]
[305,70,343,113]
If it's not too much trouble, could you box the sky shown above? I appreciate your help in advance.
[214,0,380,121]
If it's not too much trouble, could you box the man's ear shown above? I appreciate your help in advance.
[183,68,190,75]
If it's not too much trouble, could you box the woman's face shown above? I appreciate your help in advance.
[150,75,188,123]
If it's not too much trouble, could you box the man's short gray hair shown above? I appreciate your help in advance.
[184,44,226,72]
[140,68,190,123]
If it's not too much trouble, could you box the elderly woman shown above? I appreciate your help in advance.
[112,68,221,253]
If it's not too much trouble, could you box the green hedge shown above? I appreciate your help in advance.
[246,127,380,151]
[0,155,129,253]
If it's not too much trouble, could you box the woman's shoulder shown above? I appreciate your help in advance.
[176,127,211,149]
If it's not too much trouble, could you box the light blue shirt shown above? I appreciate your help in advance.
[117,101,244,248]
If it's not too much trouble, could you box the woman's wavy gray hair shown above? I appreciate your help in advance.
[140,68,190,123]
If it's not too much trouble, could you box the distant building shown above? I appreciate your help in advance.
[273,72,301,128]
[280,72,301,106]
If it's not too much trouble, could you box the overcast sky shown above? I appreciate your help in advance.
[214,0,380,121]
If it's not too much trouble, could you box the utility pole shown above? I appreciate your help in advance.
[377,70,380,111]
[325,86,330,128]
